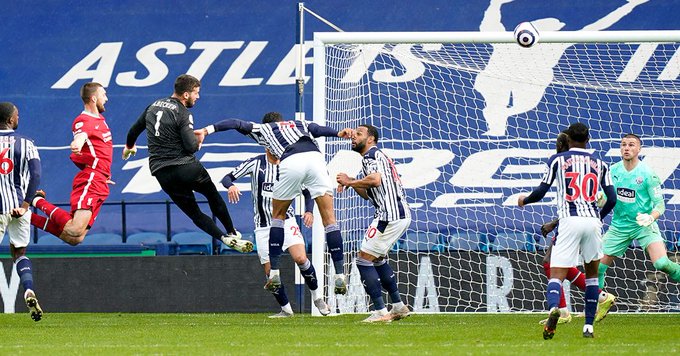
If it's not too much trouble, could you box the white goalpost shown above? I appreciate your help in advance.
[311,30,680,315]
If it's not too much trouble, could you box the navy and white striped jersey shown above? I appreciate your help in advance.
[227,155,295,228]
[362,146,410,221]
[0,130,40,214]
[248,121,319,161]
[541,148,613,219]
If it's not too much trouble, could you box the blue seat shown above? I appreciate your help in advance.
[219,232,255,255]
[126,232,168,245]
[36,234,69,245]
[172,232,213,255]
[80,233,123,245]
[403,232,444,252]
[448,232,483,251]
[490,232,530,251]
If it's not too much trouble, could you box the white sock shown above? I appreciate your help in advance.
[559,307,570,317]
[269,270,280,278]
[376,307,388,315]
[598,291,608,303]
[334,273,345,281]
[310,288,320,301]
[281,303,293,315]
[24,289,34,300]
[392,301,405,310]
[583,324,593,333]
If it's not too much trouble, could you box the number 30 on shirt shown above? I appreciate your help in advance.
[565,172,598,202]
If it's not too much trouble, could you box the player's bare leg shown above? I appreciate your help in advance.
[59,209,92,246]
[314,193,347,295]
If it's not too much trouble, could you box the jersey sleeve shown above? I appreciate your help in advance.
[540,155,559,186]
[230,157,257,180]
[646,169,665,216]
[178,111,199,153]
[71,118,97,167]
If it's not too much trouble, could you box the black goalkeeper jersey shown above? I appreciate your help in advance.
[126,97,199,174]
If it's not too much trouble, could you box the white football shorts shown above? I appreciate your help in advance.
[255,217,305,264]
[274,151,333,200]
[551,216,603,268]
[361,217,411,258]
[0,211,32,248]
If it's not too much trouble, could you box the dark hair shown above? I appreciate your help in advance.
[174,74,201,95]
[0,102,16,125]
[359,124,379,143]
[80,82,103,104]
[555,132,568,153]
[564,122,589,143]
[622,133,641,144]
[262,112,283,124]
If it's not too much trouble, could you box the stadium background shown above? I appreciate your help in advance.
[0,0,679,314]
[2,0,677,235]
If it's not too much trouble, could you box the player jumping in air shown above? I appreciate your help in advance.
[0,102,43,321]
[596,133,680,320]
[336,124,412,323]
[222,141,331,317]
[519,123,616,339]
[31,82,113,245]
[124,74,249,253]
[196,112,353,294]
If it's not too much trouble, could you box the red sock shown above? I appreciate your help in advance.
[542,261,551,278]
[34,198,72,228]
[559,285,567,308]
[31,212,66,237]
[566,267,585,291]
[566,267,603,293]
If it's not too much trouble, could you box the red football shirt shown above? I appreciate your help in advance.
[70,111,113,177]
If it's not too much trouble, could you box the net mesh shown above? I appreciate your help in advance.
[316,40,680,313]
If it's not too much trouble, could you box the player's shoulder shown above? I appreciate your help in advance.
[609,160,624,172]
[364,145,380,160]
[12,132,36,144]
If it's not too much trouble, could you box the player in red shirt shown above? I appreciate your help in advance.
[30,82,113,245]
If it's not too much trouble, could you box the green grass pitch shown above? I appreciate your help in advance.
[0,313,677,354]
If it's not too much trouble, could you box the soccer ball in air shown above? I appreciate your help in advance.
[514,22,540,48]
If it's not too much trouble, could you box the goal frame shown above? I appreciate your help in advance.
[310,30,680,316]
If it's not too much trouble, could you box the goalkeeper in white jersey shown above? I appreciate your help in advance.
[596,133,680,320]
[336,124,411,323]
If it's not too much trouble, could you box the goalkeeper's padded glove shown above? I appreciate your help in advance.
[122,146,137,160]
[596,191,606,208]
[636,213,655,227]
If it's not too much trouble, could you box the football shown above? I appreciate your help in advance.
[514,22,540,48]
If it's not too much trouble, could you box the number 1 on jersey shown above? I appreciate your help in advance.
[154,111,163,136]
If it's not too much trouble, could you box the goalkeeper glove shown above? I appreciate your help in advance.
[122,146,137,160]
[636,213,655,227]
[595,191,606,208]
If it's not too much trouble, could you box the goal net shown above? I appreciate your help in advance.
[311,31,680,315]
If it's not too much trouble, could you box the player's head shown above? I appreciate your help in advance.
[620,133,642,162]
[352,124,379,154]
[174,74,201,108]
[80,82,107,113]
[555,132,569,153]
[564,122,589,148]
[262,112,283,124]
[0,102,18,129]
